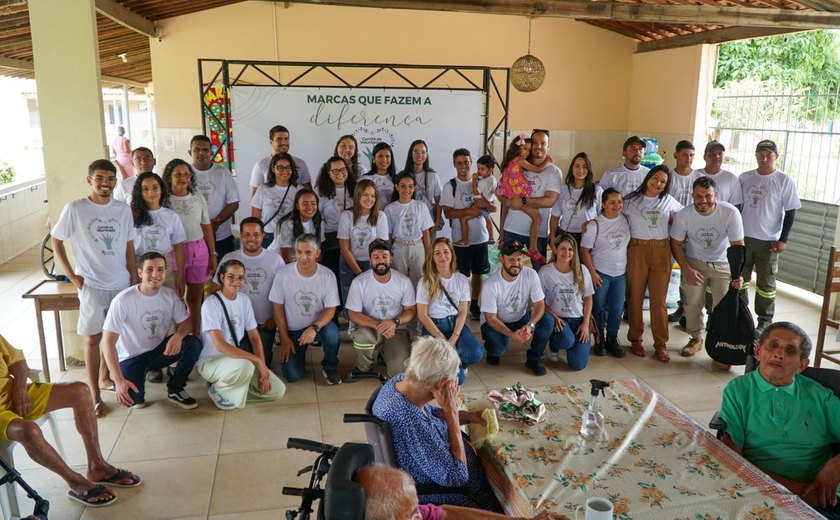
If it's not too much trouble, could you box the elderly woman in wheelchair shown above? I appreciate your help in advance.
[370,336,501,512]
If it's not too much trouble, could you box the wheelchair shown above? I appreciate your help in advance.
[0,454,49,520]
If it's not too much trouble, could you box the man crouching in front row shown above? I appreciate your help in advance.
[0,334,141,507]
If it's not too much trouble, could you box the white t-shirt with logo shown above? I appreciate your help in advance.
[407,170,443,220]
[275,218,326,253]
[199,292,257,362]
[739,169,802,241]
[269,263,340,331]
[670,202,744,263]
[624,194,682,240]
[251,184,298,234]
[539,264,594,319]
[416,272,470,319]
[668,170,702,207]
[316,186,352,234]
[695,168,742,206]
[169,192,211,242]
[103,285,188,361]
[383,200,434,241]
[579,214,631,277]
[249,154,312,188]
[113,175,137,205]
[365,172,395,209]
[134,207,187,256]
[345,269,416,323]
[439,177,490,245]
[504,163,563,238]
[193,163,240,241]
[550,185,603,233]
[337,210,390,261]
[480,267,545,324]
[599,164,649,197]
[216,249,286,324]
[51,198,135,291]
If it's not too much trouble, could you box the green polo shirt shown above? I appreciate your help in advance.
[721,370,840,486]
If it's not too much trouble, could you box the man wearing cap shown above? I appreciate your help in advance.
[599,136,650,197]
[696,141,742,207]
[345,239,417,381]
[480,240,553,375]
[739,139,801,335]
[670,177,745,358]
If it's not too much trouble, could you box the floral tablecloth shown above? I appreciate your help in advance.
[463,379,822,519]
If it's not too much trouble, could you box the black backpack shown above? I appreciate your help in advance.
[705,245,756,365]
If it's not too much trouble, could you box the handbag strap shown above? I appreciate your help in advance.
[266,187,291,228]
[213,292,242,346]
[439,280,459,312]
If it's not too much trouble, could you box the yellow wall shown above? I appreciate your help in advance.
[149,1,711,175]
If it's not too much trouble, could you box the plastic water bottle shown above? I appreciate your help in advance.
[580,379,609,440]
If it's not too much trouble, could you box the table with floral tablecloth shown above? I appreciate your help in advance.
[463,378,822,519]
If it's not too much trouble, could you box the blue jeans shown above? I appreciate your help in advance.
[421,315,485,384]
[503,231,547,272]
[593,271,626,340]
[549,316,591,371]
[256,325,276,366]
[281,321,341,383]
[480,311,553,364]
[119,334,202,402]
[339,256,370,307]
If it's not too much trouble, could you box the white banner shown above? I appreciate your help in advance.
[230,86,485,228]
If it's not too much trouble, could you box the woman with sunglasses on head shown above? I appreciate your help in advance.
[623,165,683,362]
[399,139,443,232]
[548,152,602,249]
[364,142,397,210]
[416,238,484,385]
[316,156,357,297]
[274,189,325,264]
[539,233,594,371]
[383,173,434,287]
[163,159,216,336]
[579,188,630,358]
[251,152,299,248]
[198,259,285,410]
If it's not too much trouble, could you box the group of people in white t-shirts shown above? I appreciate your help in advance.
[51,127,801,420]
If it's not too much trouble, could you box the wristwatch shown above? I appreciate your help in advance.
[528,322,536,331]
[311,324,321,333]
[394,318,401,326]
[521,197,527,206]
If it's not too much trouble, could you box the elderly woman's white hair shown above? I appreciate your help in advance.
[404,336,460,390]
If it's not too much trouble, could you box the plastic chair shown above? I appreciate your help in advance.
[0,369,65,519]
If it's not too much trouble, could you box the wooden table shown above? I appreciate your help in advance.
[464,379,822,519]
[21,280,79,382]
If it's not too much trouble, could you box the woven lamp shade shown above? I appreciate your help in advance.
[511,54,545,93]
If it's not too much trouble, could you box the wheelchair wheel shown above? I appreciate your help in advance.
[39,232,61,280]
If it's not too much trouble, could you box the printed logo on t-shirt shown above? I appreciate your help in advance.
[746,185,767,207]
[331,196,349,213]
[400,211,418,236]
[171,197,195,216]
[606,230,625,249]
[244,267,267,293]
[143,224,165,251]
[528,173,546,195]
[695,228,721,249]
[141,309,166,339]
[615,176,638,196]
[458,189,473,208]
[293,289,318,315]
[86,218,122,255]
[643,209,663,228]
[351,227,371,249]
[373,295,396,319]
[564,198,580,219]
[504,291,523,313]
[196,179,214,203]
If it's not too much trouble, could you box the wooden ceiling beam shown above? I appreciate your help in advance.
[288,0,840,29]
[0,54,146,87]
[94,0,157,39]
[635,25,798,52]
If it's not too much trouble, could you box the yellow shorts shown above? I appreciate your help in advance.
[0,382,53,441]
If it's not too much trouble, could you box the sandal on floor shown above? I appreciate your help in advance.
[67,485,117,507]
[96,468,142,488]
[93,400,104,418]
[630,343,646,357]
[653,349,671,363]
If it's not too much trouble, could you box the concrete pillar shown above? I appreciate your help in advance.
[29,0,107,362]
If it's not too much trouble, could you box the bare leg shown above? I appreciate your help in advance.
[523,206,542,252]
[457,217,470,246]
[85,333,102,407]
[471,273,482,302]
[186,282,203,336]
[498,205,509,246]
[485,216,494,242]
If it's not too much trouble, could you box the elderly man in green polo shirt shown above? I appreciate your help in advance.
[720,321,840,517]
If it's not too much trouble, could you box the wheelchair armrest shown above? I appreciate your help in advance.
[343,413,385,426]
[415,482,470,496]
[709,411,727,440]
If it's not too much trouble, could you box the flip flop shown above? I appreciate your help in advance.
[67,484,117,507]
[96,468,142,488]
[100,383,116,392]
[93,400,104,418]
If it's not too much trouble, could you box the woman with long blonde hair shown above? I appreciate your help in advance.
[416,237,484,384]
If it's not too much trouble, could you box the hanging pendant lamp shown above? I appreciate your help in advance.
[511,18,545,93]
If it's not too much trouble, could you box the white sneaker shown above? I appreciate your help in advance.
[208,384,236,410]
[546,351,560,363]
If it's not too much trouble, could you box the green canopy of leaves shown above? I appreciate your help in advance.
[715,30,840,94]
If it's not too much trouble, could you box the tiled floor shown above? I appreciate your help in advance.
[0,245,832,519]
